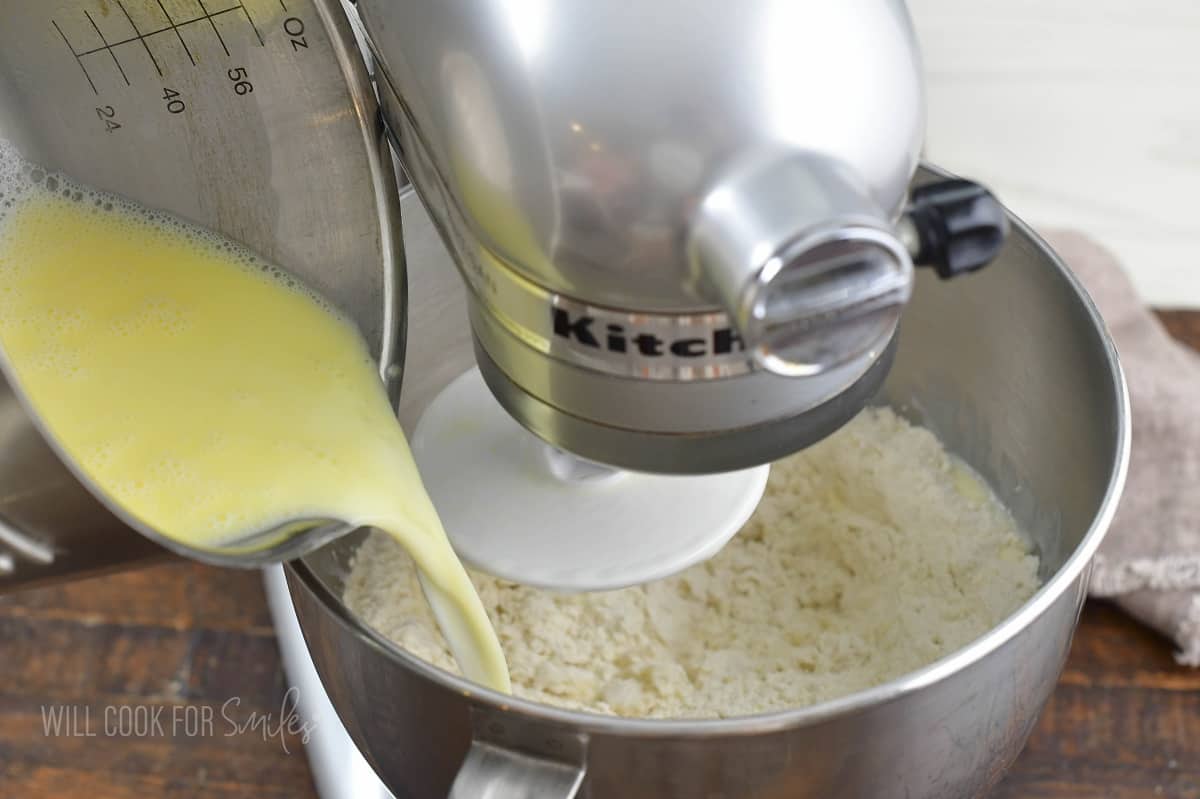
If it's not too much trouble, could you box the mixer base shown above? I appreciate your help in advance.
[264,565,393,799]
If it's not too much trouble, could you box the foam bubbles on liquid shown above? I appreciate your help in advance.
[0,138,337,313]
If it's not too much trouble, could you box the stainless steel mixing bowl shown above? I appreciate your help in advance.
[285,175,1129,799]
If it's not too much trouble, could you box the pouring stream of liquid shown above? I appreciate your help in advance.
[0,147,510,691]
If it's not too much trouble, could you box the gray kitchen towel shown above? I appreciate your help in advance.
[1042,231,1200,664]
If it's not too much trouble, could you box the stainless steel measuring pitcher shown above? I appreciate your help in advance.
[0,0,405,587]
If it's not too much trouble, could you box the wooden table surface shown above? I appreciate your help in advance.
[1,311,1198,799]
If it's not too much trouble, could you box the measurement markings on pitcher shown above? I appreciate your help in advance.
[52,1,269,97]
[52,20,99,95]
[115,0,164,77]
[195,0,232,56]
[83,9,132,86]
[154,0,198,66]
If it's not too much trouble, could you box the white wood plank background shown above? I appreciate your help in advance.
[908,0,1200,307]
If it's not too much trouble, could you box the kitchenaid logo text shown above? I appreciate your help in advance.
[552,308,745,358]
[39,687,316,753]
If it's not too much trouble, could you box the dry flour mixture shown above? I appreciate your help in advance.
[345,407,1039,718]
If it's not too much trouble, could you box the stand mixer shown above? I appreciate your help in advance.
[0,0,1007,592]
[0,3,1132,797]
[366,0,1009,588]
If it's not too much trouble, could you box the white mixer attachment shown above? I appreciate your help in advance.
[411,368,769,592]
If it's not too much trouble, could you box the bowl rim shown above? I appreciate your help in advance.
[287,191,1131,739]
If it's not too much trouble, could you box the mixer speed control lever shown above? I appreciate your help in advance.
[900,180,1009,279]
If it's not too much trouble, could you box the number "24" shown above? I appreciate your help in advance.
[95,105,120,133]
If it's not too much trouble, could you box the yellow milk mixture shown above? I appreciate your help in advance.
[0,144,509,692]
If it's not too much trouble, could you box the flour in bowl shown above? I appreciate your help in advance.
[343,407,1040,719]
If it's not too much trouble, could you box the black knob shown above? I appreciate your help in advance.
[904,179,1009,279]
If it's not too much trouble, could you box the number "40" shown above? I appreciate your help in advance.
[162,87,185,114]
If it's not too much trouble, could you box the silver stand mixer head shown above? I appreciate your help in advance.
[355,0,1007,475]
[349,0,1008,588]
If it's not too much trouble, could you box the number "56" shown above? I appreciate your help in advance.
[228,67,253,96]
